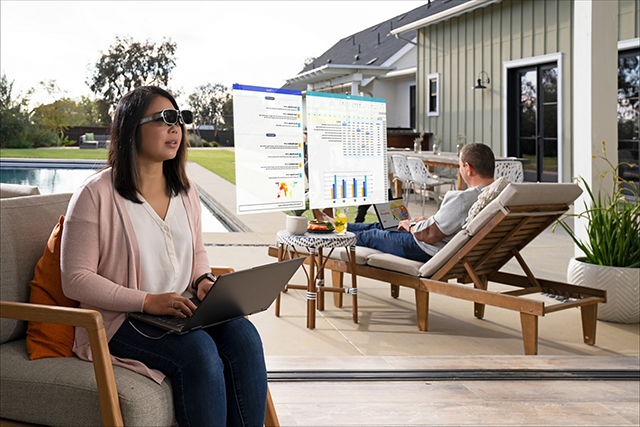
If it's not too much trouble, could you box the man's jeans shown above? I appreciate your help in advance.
[348,222,432,263]
[109,316,267,427]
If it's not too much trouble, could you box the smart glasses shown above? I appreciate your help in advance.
[139,109,194,126]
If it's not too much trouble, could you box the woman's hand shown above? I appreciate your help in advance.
[197,278,216,302]
[143,292,198,318]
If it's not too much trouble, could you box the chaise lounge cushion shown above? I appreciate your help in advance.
[26,215,79,359]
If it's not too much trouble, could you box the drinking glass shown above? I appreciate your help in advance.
[333,207,348,235]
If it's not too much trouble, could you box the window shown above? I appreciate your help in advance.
[618,47,639,197]
[427,73,439,116]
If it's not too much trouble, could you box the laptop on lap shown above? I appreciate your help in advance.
[373,198,410,231]
[128,257,305,334]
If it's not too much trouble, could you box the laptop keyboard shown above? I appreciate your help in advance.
[156,315,188,329]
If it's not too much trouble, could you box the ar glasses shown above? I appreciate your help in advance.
[139,109,194,126]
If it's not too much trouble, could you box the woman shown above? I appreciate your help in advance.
[60,86,267,426]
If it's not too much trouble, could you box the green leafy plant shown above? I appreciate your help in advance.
[554,141,639,268]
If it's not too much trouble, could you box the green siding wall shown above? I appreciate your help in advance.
[416,0,639,182]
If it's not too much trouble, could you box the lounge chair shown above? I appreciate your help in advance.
[268,183,606,355]
[0,188,280,427]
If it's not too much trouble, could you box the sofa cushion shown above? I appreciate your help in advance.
[0,183,40,199]
[27,215,80,359]
[0,193,72,344]
[0,339,175,426]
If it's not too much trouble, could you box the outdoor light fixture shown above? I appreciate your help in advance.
[473,71,490,89]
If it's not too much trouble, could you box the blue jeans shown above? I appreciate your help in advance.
[109,317,267,427]
[348,222,432,263]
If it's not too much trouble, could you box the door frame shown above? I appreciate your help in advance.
[503,53,564,183]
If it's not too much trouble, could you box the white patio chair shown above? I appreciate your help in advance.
[391,155,414,202]
[495,160,524,183]
[407,157,455,214]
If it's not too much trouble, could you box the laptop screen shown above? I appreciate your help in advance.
[373,198,410,230]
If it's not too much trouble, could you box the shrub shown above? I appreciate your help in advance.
[188,133,206,147]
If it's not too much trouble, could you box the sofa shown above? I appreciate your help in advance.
[79,133,110,149]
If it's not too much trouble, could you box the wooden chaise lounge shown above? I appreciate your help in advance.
[269,183,606,355]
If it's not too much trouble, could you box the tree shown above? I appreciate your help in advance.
[87,36,177,112]
[0,73,32,147]
[187,83,231,132]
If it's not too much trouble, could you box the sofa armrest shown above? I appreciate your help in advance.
[0,301,124,427]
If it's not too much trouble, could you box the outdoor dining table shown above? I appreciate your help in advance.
[389,148,464,189]
[388,148,530,190]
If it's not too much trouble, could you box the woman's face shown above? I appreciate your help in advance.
[137,96,182,165]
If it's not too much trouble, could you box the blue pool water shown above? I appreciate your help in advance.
[1,167,230,233]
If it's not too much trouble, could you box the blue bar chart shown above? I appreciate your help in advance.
[325,172,372,202]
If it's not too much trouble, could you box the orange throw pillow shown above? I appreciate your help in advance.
[26,216,79,359]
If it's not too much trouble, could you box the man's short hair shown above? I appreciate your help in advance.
[460,143,495,179]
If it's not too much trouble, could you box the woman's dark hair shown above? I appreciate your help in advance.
[108,86,190,203]
[460,142,495,179]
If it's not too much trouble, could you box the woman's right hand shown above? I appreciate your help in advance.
[143,292,198,318]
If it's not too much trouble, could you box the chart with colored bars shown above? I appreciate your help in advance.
[306,91,388,209]
[326,172,372,201]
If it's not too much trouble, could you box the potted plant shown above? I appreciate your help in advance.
[555,141,639,323]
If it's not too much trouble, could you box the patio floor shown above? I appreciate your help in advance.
[187,158,639,426]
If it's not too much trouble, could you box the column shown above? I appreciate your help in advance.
[572,0,619,258]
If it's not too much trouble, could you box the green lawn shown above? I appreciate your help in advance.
[0,148,237,184]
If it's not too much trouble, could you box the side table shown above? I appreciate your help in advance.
[275,230,358,329]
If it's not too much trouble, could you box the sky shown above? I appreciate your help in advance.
[1,1,426,108]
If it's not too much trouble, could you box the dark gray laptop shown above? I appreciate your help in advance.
[128,257,304,334]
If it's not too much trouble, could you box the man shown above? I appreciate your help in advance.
[345,142,495,263]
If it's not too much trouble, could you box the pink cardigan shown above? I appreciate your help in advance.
[61,168,211,383]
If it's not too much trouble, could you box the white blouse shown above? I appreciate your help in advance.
[124,194,193,296]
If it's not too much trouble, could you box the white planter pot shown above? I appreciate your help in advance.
[567,257,640,324]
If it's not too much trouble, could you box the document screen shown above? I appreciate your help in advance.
[233,84,305,214]
[306,91,389,209]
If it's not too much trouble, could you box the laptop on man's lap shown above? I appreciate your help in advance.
[128,258,304,334]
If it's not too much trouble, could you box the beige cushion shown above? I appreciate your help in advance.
[367,253,424,276]
[463,177,510,229]
[0,184,40,199]
[419,230,471,277]
[465,183,582,236]
[0,193,72,344]
[0,340,175,426]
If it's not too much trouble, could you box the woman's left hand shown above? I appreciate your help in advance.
[197,278,216,301]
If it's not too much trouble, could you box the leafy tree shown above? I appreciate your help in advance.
[187,83,231,132]
[87,36,177,112]
[0,73,32,148]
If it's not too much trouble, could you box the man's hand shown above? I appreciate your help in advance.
[197,278,216,301]
[398,220,412,232]
[143,292,198,318]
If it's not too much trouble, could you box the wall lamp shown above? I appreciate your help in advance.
[473,71,490,89]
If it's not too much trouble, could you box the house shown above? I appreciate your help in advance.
[281,3,441,130]
[388,0,639,187]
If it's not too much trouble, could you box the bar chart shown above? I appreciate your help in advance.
[324,172,373,203]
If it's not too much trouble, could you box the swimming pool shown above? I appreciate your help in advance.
[0,160,232,233]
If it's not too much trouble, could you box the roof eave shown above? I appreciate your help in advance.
[391,0,503,34]
[286,64,396,85]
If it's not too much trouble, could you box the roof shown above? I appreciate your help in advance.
[391,0,501,35]
[282,1,474,91]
